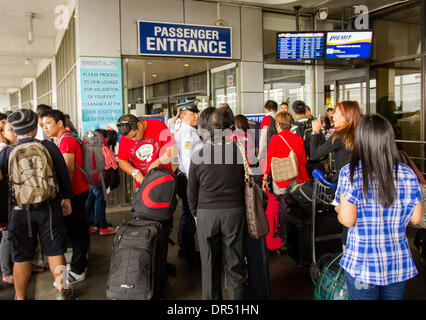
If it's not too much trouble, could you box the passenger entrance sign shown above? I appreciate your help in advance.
[80,57,123,133]
[326,31,373,58]
[277,32,324,60]
[138,21,232,58]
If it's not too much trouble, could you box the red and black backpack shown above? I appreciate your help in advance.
[132,167,177,221]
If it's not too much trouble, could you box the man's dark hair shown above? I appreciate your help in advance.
[198,107,216,132]
[117,114,140,136]
[280,102,289,107]
[209,107,235,131]
[40,109,66,126]
[292,100,306,115]
[264,100,278,112]
[172,110,177,117]
[64,114,78,134]
[0,112,7,121]
[36,104,52,116]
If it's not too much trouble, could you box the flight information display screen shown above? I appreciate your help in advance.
[326,31,373,58]
[277,32,325,60]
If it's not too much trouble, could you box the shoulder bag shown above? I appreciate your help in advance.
[237,143,269,239]
[271,135,298,182]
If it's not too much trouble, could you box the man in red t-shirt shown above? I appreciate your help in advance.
[116,114,176,187]
[259,100,278,158]
[117,114,177,292]
[42,109,90,287]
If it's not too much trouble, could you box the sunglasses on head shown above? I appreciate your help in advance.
[116,121,138,135]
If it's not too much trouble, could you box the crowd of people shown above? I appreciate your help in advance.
[0,96,423,301]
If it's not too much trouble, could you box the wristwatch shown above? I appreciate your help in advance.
[131,169,141,178]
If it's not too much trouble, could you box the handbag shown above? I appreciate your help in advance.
[271,135,298,182]
[237,143,269,239]
[313,253,349,300]
[400,150,426,229]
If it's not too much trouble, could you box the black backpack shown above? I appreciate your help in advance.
[266,115,277,148]
[247,119,261,152]
[293,119,313,158]
[414,229,426,261]
[132,168,177,221]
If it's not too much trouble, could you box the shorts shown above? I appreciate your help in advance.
[8,199,67,263]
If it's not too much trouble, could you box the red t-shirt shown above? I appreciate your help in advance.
[265,130,309,189]
[260,114,273,129]
[58,130,89,195]
[117,119,175,187]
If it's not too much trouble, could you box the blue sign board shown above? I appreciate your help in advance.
[80,57,123,133]
[245,113,266,123]
[277,32,324,60]
[326,31,373,59]
[138,21,232,58]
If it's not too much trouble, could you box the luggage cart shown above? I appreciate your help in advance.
[309,169,342,284]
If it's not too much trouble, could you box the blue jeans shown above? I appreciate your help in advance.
[85,186,108,229]
[345,271,406,300]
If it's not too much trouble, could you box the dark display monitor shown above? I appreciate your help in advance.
[277,32,325,60]
[325,30,373,59]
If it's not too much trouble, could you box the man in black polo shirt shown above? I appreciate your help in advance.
[0,109,73,300]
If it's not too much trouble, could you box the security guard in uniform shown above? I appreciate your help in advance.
[175,100,203,266]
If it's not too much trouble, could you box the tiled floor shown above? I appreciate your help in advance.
[1,202,425,300]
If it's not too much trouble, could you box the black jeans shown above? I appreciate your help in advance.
[66,191,90,275]
[176,171,197,263]
[245,234,271,300]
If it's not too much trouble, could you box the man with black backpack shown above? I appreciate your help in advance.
[41,109,90,286]
[290,100,325,178]
[0,109,73,300]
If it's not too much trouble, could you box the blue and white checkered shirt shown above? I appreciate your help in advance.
[335,162,422,286]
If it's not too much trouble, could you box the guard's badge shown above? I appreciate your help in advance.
[184,141,191,149]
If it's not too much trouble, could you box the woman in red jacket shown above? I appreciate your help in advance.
[262,111,309,195]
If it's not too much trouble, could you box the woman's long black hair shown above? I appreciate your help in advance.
[350,114,400,208]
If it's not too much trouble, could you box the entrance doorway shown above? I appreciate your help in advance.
[124,57,237,117]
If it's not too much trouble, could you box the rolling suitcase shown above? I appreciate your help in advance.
[106,219,163,300]
[265,190,282,251]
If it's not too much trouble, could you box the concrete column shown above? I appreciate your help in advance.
[240,6,263,114]
[313,64,325,116]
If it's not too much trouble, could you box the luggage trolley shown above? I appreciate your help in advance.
[309,169,342,284]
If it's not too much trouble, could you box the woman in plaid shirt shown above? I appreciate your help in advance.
[335,114,423,300]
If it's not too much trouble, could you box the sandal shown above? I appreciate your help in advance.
[2,275,14,284]
[31,264,47,274]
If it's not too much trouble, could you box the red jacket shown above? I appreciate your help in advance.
[265,130,309,188]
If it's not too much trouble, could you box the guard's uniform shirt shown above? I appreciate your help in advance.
[175,122,203,175]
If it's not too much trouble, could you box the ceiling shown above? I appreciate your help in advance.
[127,57,233,89]
[214,0,414,18]
[0,0,68,95]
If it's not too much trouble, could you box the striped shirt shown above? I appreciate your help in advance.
[335,162,422,285]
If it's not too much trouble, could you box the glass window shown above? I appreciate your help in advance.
[264,67,313,110]
[212,66,237,114]
[370,59,421,163]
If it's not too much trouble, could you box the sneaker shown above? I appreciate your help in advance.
[67,270,86,285]
[56,288,73,300]
[99,227,116,236]
[53,268,86,288]
[88,226,98,233]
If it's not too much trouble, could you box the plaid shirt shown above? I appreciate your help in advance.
[335,162,422,286]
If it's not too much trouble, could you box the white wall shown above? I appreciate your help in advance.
[0,95,11,111]
[76,0,121,57]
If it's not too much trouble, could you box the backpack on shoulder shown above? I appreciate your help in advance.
[8,139,59,237]
[266,115,277,148]
[132,167,177,221]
